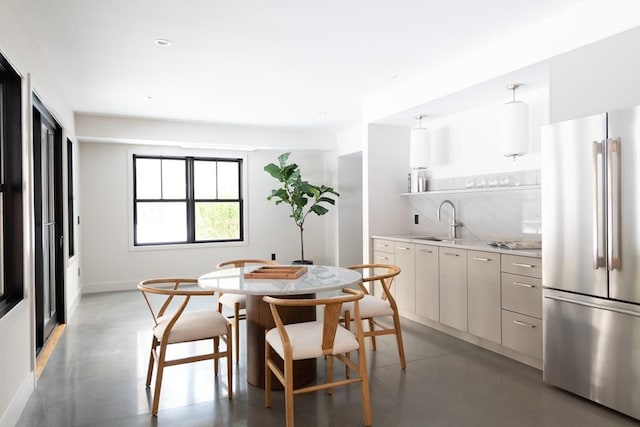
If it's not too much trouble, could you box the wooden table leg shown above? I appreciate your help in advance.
[246,293,317,389]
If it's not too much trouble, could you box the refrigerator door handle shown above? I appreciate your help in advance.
[607,137,622,270]
[592,140,606,269]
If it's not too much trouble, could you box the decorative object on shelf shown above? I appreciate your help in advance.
[410,114,430,192]
[264,152,339,264]
[503,83,529,160]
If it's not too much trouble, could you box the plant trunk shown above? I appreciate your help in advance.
[299,225,305,261]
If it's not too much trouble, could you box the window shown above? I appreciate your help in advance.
[133,155,243,246]
[0,53,24,316]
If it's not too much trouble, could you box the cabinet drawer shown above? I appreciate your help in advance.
[372,251,395,264]
[502,309,542,359]
[501,254,542,278]
[501,273,542,318]
[372,239,395,253]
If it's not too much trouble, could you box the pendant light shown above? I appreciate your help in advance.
[410,114,430,169]
[503,83,529,160]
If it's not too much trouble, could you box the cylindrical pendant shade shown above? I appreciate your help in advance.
[503,101,529,158]
[410,127,430,169]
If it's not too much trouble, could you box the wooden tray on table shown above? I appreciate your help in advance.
[243,266,307,279]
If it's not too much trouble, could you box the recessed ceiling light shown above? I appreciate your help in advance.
[317,111,327,116]
[146,96,153,100]
[154,39,172,47]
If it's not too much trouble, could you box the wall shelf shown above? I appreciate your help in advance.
[400,184,540,196]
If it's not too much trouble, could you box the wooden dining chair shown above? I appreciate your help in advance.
[138,278,233,415]
[342,264,406,369]
[216,259,277,362]
[264,289,372,427]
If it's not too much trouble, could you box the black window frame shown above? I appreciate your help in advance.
[0,52,24,317]
[132,154,244,246]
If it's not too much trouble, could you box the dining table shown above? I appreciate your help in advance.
[198,264,362,388]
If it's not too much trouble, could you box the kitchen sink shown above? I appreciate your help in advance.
[413,236,444,242]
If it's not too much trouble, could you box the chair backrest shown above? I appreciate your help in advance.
[138,278,214,327]
[216,259,277,269]
[345,264,401,302]
[263,289,364,356]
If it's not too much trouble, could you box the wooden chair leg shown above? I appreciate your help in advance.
[146,337,157,386]
[152,345,167,416]
[393,313,407,369]
[368,319,377,350]
[234,303,240,363]
[358,348,373,427]
[265,343,272,408]
[226,324,233,399]
[285,356,294,427]
[344,314,351,378]
[214,336,220,375]
[327,355,334,395]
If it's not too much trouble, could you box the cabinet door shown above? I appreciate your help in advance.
[415,244,439,321]
[394,242,415,314]
[467,250,501,343]
[439,247,467,331]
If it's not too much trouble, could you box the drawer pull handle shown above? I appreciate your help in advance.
[420,249,433,253]
[513,262,535,268]
[444,252,460,257]
[377,244,389,248]
[513,320,536,328]
[397,246,410,250]
[472,257,490,262]
[512,281,535,288]
[376,255,389,260]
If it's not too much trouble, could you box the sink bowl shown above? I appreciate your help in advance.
[413,236,444,242]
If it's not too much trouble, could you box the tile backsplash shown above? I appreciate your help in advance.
[406,181,541,242]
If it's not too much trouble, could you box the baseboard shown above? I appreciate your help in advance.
[0,372,35,427]
[82,280,138,293]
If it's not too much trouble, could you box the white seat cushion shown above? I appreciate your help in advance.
[155,310,229,344]
[266,321,360,360]
[219,293,247,309]
[341,294,394,319]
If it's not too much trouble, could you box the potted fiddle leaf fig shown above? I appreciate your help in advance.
[264,152,339,264]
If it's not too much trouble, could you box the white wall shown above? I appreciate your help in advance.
[426,87,548,180]
[550,26,640,122]
[79,143,338,292]
[366,124,412,245]
[0,1,78,425]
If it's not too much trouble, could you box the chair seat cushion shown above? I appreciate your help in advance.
[155,310,229,344]
[219,293,247,309]
[341,294,394,319]
[266,321,360,360]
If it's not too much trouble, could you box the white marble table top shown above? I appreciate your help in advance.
[198,264,362,296]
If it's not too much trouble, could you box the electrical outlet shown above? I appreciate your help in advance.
[414,214,419,225]
[271,253,276,261]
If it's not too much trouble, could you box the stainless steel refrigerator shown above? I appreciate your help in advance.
[541,105,640,420]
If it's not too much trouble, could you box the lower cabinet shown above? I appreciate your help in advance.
[371,237,543,367]
[467,250,501,344]
[439,247,467,332]
[394,242,416,314]
[415,244,439,322]
[501,310,542,359]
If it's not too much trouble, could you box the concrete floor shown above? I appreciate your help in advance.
[16,290,639,427]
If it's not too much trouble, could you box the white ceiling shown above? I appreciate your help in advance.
[15,0,574,132]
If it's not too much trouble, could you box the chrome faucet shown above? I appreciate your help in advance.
[437,199,462,239]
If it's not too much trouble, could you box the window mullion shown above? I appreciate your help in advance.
[186,157,195,242]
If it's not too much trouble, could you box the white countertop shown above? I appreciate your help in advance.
[372,235,542,258]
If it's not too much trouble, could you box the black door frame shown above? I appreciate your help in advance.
[32,95,65,352]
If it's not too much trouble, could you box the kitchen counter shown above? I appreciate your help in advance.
[371,235,542,258]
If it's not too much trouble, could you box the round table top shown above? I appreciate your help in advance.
[198,264,362,296]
